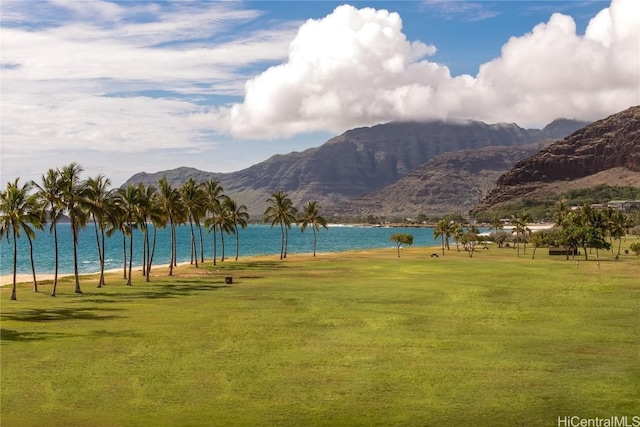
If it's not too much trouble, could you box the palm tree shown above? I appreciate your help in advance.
[581,204,607,258]
[157,177,182,275]
[433,219,449,256]
[84,174,112,287]
[115,184,142,285]
[224,198,250,261]
[264,190,297,260]
[299,201,328,257]
[32,169,64,296]
[136,184,158,281]
[512,211,531,257]
[610,211,633,257]
[180,179,206,268]
[0,179,42,300]
[59,162,87,294]
[204,196,232,265]
[553,201,568,227]
[489,216,503,240]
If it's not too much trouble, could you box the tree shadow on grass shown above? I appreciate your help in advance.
[97,283,231,301]
[1,306,125,322]
[204,260,299,272]
[1,328,72,342]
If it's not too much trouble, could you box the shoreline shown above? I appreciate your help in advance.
[0,262,194,287]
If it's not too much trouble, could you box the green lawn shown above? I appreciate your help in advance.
[2,243,639,426]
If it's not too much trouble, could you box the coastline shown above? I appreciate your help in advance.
[0,262,193,287]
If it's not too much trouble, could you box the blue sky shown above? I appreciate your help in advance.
[1,0,638,187]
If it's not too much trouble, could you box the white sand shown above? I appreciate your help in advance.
[0,262,195,287]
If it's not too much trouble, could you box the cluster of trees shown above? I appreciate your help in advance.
[0,163,328,300]
[432,202,637,261]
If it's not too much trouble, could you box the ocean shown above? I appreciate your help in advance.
[0,223,441,276]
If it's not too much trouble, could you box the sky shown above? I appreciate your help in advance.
[1,0,639,188]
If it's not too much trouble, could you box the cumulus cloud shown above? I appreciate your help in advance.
[216,0,639,138]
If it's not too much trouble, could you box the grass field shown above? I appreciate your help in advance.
[1,242,639,426]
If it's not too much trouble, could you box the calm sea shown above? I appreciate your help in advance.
[0,224,440,276]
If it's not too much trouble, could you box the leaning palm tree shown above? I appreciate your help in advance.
[59,162,87,294]
[224,198,250,261]
[84,174,112,287]
[32,169,64,296]
[264,190,297,260]
[299,201,328,257]
[0,179,42,300]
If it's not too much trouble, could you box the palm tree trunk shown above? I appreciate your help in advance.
[213,228,218,266]
[27,233,37,292]
[189,219,198,268]
[284,226,289,259]
[71,220,82,294]
[127,224,134,286]
[92,216,103,287]
[99,227,106,287]
[122,231,127,279]
[313,227,317,257]
[221,231,226,262]
[147,226,157,282]
[51,222,59,297]
[279,222,285,260]
[198,222,204,264]
[235,225,240,261]
[172,222,177,267]
[11,227,17,300]
[169,222,174,276]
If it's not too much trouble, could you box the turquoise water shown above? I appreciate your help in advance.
[0,224,440,276]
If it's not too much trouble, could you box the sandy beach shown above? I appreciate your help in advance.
[0,262,195,287]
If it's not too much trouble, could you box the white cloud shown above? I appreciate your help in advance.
[1,0,639,187]
[217,0,639,138]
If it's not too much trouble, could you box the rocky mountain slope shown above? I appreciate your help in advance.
[474,105,640,212]
[333,141,552,217]
[125,118,589,216]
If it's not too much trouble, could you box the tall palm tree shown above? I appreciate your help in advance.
[433,219,449,256]
[581,204,606,258]
[553,201,568,227]
[204,195,232,265]
[264,190,297,260]
[136,183,157,279]
[610,211,633,256]
[157,177,182,275]
[202,180,224,264]
[512,211,532,257]
[59,162,87,294]
[146,192,164,281]
[0,179,42,300]
[84,174,112,287]
[32,168,64,296]
[299,201,328,257]
[224,198,250,261]
[180,178,206,268]
[115,184,142,285]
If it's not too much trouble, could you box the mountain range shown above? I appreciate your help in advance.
[124,117,589,217]
[474,105,640,213]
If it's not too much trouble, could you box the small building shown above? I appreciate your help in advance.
[549,245,578,256]
[607,200,631,211]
